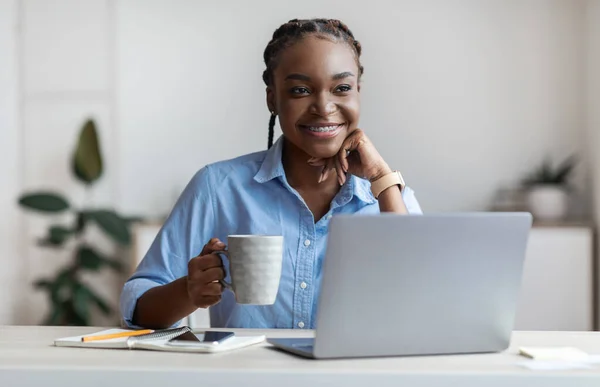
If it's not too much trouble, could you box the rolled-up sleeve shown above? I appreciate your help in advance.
[120,166,216,328]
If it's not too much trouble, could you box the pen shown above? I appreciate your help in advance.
[81,329,154,342]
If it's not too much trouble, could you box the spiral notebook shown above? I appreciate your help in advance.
[54,326,265,353]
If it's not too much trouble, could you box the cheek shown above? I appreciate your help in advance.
[341,98,360,126]
[277,97,310,128]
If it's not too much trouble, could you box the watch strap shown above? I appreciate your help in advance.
[370,171,405,199]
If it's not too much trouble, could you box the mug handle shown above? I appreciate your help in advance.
[212,250,233,290]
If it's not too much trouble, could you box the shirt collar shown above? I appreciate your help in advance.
[253,135,377,205]
[253,135,286,183]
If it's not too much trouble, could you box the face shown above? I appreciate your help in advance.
[267,36,361,159]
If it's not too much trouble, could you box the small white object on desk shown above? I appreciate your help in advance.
[519,346,590,361]
[517,346,600,371]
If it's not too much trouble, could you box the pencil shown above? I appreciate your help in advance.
[81,329,154,342]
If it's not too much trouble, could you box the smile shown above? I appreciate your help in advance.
[305,125,340,132]
[298,123,345,138]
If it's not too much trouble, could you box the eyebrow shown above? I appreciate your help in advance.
[284,71,356,81]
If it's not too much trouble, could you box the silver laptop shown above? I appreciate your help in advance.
[267,212,532,359]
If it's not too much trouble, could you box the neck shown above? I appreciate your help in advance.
[281,138,339,191]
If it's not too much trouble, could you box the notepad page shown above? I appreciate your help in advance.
[54,329,132,349]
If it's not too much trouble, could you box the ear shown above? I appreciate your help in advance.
[266,86,276,114]
[357,83,361,93]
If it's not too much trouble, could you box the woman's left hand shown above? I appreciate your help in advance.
[308,129,392,186]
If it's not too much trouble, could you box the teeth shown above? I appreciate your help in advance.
[307,125,339,132]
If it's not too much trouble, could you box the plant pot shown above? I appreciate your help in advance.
[526,185,569,221]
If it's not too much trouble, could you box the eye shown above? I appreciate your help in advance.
[290,86,310,95]
[335,84,352,93]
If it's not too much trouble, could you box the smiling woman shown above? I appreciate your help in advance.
[120,18,423,330]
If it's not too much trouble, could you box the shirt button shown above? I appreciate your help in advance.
[300,282,307,289]
[298,321,305,328]
[304,239,311,247]
[326,214,333,220]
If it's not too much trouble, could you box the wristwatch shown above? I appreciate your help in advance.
[370,171,406,199]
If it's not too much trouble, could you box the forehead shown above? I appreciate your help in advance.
[274,36,358,78]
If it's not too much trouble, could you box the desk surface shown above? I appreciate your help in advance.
[1,326,600,387]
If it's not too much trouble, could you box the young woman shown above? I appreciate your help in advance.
[120,18,422,329]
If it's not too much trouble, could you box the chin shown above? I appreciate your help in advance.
[303,141,344,159]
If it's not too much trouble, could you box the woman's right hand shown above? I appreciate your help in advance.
[186,238,226,308]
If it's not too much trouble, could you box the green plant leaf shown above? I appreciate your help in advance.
[76,246,104,271]
[72,283,90,324]
[92,294,112,315]
[44,303,65,325]
[18,192,69,213]
[75,211,88,234]
[555,156,577,183]
[33,279,53,290]
[87,210,131,245]
[79,283,112,316]
[103,258,124,272]
[37,225,73,247]
[72,119,103,184]
[123,215,144,225]
[61,299,88,326]
[53,269,75,303]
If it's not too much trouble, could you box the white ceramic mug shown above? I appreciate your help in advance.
[213,235,284,305]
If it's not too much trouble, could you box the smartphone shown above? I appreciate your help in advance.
[166,330,235,346]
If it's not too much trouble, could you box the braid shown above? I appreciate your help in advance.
[262,18,364,87]
[262,19,364,148]
[267,113,275,149]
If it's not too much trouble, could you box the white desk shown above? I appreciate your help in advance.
[1,326,600,387]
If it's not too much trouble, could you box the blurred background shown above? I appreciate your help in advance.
[1,0,600,330]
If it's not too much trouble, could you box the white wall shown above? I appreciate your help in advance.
[587,1,600,205]
[0,0,20,324]
[0,0,594,325]
[117,0,588,216]
[585,0,600,326]
[5,0,121,325]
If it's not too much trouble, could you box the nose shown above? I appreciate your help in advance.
[310,91,337,117]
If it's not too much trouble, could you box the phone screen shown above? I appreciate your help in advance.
[168,331,234,345]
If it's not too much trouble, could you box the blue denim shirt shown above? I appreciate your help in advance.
[120,136,423,329]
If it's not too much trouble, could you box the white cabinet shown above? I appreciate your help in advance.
[513,225,594,331]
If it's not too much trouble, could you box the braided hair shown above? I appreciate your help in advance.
[262,18,364,149]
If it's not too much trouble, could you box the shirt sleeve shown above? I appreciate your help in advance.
[402,186,423,214]
[119,166,216,328]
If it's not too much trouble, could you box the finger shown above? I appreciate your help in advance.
[335,156,346,186]
[193,254,224,272]
[202,295,222,306]
[194,295,222,308]
[200,267,225,283]
[307,157,327,167]
[339,130,364,172]
[199,238,225,256]
[318,164,327,183]
[319,158,335,183]
[202,282,224,296]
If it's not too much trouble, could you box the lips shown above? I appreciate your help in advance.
[298,123,345,139]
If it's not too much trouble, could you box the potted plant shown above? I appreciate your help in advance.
[17,119,139,325]
[522,156,577,221]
